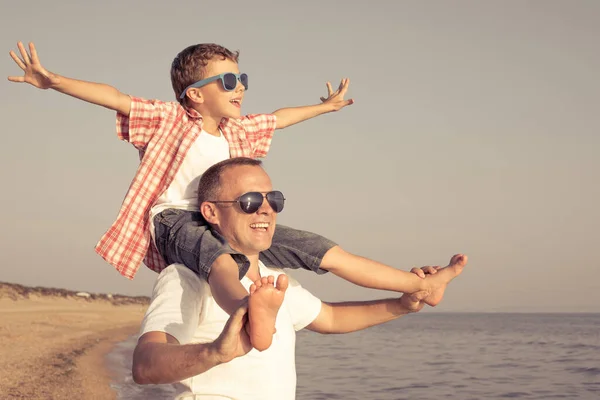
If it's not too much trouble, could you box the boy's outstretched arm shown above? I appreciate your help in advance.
[8,42,131,115]
[272,78,354,129]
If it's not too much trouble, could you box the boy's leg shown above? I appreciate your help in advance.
[155,217,336,279]
[248,274,289,352]
[154,209,251,313]
[263,225,466,305]
[258,224,337,274]
[154,209,281,350]
[320,246,467,305]
[154,208,250,280]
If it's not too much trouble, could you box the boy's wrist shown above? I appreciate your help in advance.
[47,72,63,90]
[319,101,336,114]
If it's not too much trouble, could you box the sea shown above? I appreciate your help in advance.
[107,313,600,399]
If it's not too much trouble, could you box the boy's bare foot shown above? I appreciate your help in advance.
[247,274,289,351]
[420,254,468,307]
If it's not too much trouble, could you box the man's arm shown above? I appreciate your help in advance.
[272,78,354,129]
[306,291,427,334]
[8,42,131,115]
[132,303,252,384]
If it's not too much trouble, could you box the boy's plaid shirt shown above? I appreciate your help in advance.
[95,97,276,279]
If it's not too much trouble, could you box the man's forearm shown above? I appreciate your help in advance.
[132,340,221,384]
[316,298,413,334]
[272,103,334,129]
[51,75,131,115]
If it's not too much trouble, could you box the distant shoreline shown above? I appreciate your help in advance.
[0,280,150,305]
[0,281,149,399]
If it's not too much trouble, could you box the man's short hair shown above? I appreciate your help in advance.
[171,43,240,105]
[198,157,263,205]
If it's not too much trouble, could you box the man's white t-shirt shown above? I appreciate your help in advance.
[139,263,323,400]
[149,130,230,239]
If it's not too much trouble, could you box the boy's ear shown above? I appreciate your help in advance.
[200,201,219,224]
[186,88,204,105]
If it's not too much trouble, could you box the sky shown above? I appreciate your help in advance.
[0,0,598,312]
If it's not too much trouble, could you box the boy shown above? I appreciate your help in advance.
[9,41,461,351]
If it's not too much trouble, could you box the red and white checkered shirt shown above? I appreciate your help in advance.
[95,97,276,279]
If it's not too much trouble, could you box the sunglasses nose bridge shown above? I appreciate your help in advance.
[237,73,249,91]
[230,74,244,92]
[256,194,273,214]
[233,81,245,93]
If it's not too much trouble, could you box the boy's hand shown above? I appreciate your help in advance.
[8,42,60,89]
[319,78,354,112]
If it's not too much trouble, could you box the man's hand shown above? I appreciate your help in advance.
[212,302,253,364]
[319,78,354,112]
[399,290,428,313]
[410,265,442,279]
[8,42,60,89]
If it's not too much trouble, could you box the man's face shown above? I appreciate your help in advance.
[212,165,277,256]
[195,57,245,120]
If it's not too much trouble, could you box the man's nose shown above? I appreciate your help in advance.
[256,196,273,214]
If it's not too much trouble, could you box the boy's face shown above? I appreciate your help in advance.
[211,165,277,256]
[194,57,245,120]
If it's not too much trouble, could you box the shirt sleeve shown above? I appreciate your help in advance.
[139,265,203,344]
[283,273,323,331]
[238,114,277,158]
[116,96,175,150]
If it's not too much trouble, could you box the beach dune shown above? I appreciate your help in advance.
[0,282,148,399]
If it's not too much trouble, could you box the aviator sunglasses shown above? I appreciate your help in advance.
[179,72,249,99]
[208,191,285,214]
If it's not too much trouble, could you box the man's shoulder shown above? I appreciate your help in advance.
[156,264,205,292]
[258,264,304,291]
[258,262,285,277]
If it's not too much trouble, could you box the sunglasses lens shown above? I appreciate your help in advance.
[266,191,285,213]
[238,192,263,213]
[240,73,249,90]
[222,73,238,91]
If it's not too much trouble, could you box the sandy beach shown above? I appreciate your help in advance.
[0,282,149,399]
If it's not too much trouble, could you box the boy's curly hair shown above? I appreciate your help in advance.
[171,43,240,105]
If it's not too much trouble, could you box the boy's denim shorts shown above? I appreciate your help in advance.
[154,208,337,280]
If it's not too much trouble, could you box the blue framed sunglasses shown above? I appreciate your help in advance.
[179,72,249,99]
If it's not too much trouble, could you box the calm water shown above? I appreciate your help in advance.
[108,313,600,399]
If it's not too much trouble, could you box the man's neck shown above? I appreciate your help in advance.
[244,254,261,282]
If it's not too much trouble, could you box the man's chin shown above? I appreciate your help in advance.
[255,240,273,254]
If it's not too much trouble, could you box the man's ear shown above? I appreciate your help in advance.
[200,201,219,224]
[186,88,204,105]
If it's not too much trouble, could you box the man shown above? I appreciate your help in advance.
[132,157,467,399]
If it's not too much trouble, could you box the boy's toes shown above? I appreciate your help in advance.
[276,274,289,292]
[449,254,468,267]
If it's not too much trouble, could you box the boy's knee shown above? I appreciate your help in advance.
[320,245,346,269]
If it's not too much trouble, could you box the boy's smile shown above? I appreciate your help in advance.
[229,95,243,108]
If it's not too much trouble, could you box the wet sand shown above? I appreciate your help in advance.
[0,282,148,399]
